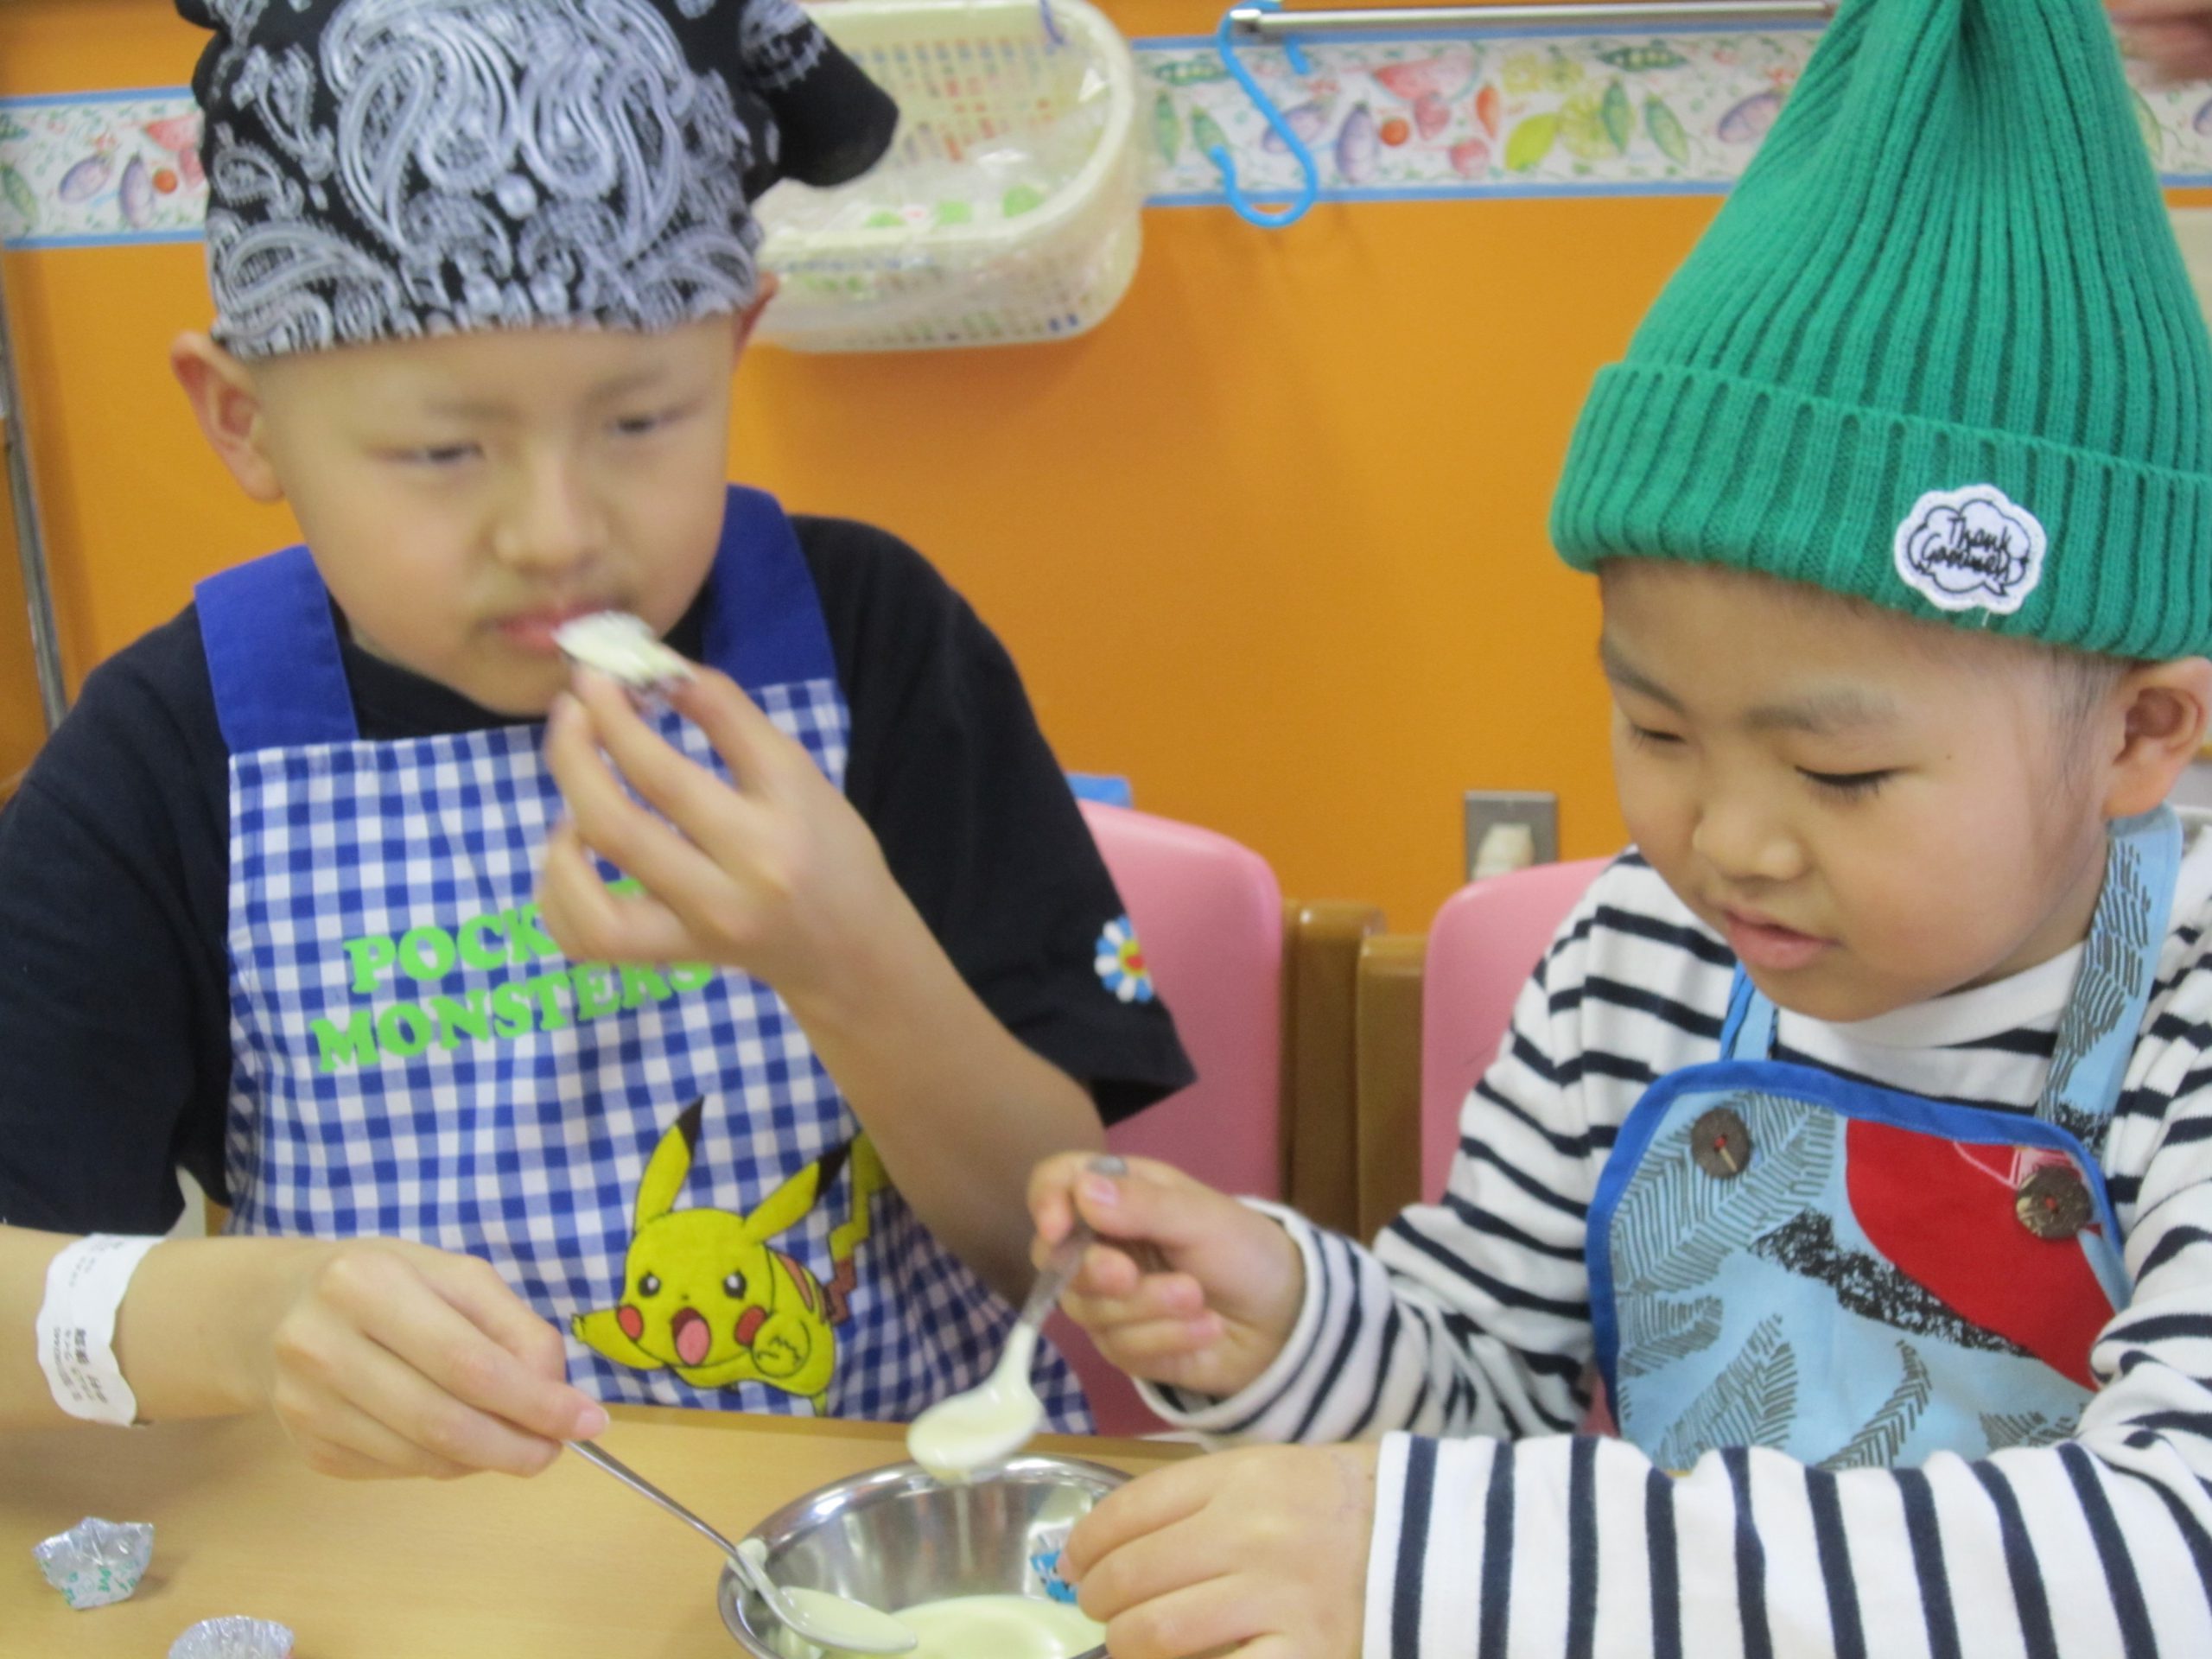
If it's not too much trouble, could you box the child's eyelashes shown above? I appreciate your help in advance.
[612,403,699,438]
[389,442,482,467]
[380,404,695,462]
[1622,721,1684,751]
[1623,718,1893,800]
[1799,766,1893,800]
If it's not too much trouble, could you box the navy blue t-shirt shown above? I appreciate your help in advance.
[0,515,1192,1232]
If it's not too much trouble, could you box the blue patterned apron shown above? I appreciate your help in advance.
[198,485,1089,1428]
[1589,808,2178,1469]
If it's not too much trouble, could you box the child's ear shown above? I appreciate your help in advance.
[729,273,779,359]
[169,332,283,503]
[2102,657,2212,820]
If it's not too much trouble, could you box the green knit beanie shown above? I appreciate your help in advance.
[1551,0,2212,660]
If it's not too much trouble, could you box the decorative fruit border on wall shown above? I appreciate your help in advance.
[4,23,2209,246]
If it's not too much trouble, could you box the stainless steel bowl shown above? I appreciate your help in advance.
[718,1453,1123,1656]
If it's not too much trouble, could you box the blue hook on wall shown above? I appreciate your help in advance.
[1208,1,1319,229]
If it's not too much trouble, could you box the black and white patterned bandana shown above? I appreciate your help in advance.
[175,0,899,359]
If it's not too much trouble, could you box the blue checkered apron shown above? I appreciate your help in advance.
[196,486,1090,1427]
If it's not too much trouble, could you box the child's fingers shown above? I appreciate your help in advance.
[409,1246,608,1432]
[289,1393,479,1481]
[1033,1243,1140,1306]
[1033,1153,1218,1249]
[296,1316,566,1477]
[543,691,682,846]
[1097,1576,1258,1659]
[1027,1150,1099,1244]
[1094,1314,1227,1371]
[1032,1151,1162,1249]
[1064,1459,1213,1582]
[1067,1159,1243,1257]
[547,695,748,902]
[1031,1231,1121,1281]
[570,670,788,863]
[665,667,812,800]
[537,821,696,966]
[1074,1243,1149,1300]
[539,772,747,959]
[1032,1237,1142,1299]
[1062,1267,1208,1326]
[329,1251,601,1448]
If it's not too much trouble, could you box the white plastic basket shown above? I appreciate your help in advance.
[757,0,1142,352]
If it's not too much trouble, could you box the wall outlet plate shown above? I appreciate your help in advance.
[1463,790,1559,879]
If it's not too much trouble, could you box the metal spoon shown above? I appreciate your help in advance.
[570,1440,915,1654]
[906,1156,1124,1481]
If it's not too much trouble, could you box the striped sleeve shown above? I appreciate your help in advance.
[1139,861,1684,1442]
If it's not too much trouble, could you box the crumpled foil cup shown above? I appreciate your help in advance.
[168,1616,296,1659]
[33,1516,153,1610]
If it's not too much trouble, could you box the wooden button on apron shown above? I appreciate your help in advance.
[1690,1106,1752,1179]
[2015,1166,2091,1240]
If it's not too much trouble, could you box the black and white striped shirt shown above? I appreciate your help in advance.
[1151,819,2212,1656]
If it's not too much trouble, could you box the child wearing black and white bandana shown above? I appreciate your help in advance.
[0,0,1192,1479]
[182,0,896,357]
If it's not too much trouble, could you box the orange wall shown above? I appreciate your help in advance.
[0,2,1752,929]
[0,446,49,788]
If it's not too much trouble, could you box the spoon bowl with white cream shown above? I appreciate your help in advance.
[906,1155,1122,1481]
[571,1441,914,1654]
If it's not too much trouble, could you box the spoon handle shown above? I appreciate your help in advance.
[1019,1219,1091,1328]
[575,1443,915,1655]
[570,1440,746,1562]
[1018,1154,1128,1330]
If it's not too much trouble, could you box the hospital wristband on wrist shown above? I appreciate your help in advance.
[36,1234,162,1427]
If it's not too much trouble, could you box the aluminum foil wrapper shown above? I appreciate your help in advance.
[168,1616,296,1659]
[33,1516,153,1610]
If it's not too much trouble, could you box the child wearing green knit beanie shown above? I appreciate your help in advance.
[1547,0,2212,1019]
[1011,3,2212,1655]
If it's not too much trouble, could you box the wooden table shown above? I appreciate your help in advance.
[1,1408,1190,1656]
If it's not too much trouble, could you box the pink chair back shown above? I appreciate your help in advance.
[1053,802,1286,1433]
[1420,860,1607,1203]
[1420,858,1611,1433]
